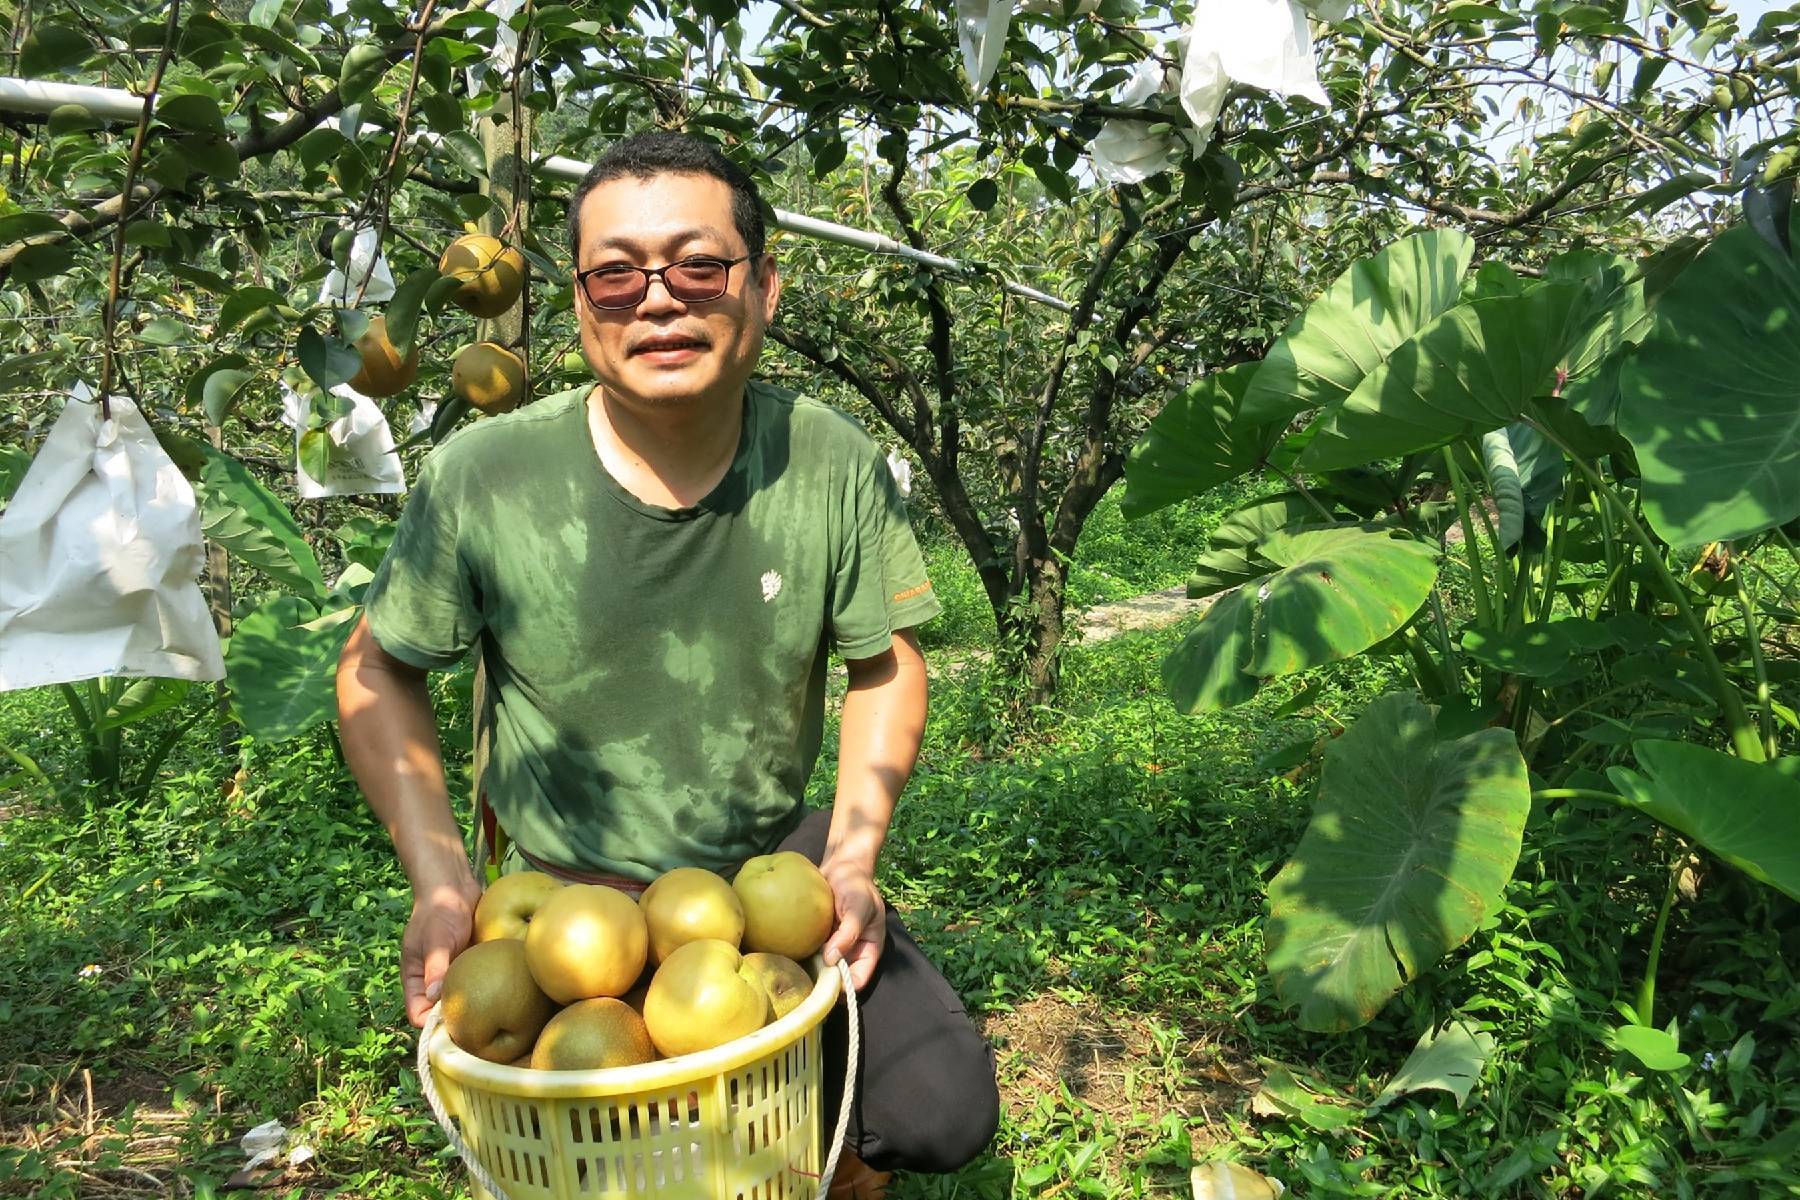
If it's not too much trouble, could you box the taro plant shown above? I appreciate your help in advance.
[1126,188,1800,1050]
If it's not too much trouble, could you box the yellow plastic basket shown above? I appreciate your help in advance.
[419,957,854,1200]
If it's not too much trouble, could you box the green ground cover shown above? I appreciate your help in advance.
[3,595,1795,1197]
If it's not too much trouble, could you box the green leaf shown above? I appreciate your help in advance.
[1250,1062,1361,1131]
[1211,492,1331,547]
[439,129,487,176]
[965,179,999,211]
[385,266,442,353]
[224,596,358,741]
[338,42,391,104]
[11,243,76,284]
[1239,230,1474,428]
[1607,741,1800,900]
[1368,1019,1495,1111]
[156,93,227,134]
[197,450,327,603]
[20,23,91,75]
[0,445,30,502]
[93,678,191,733]
[136,317,187,347]
[1461,618,1613,677]
[1265,691,1531,1032]
[1163,529,1437,712]
[1163,588,1263,712]
[1614,1024,1691,1072]
[1122,362,1272,519]
[202,369,256,425]
[0,212,64,241]
[297,327,362,391]
[1624,171,1714,217]
[180,134,240,180]
[1245,528,1440,676]
[298,428,336,482]
[1619,217,1800,544]
[1301,283,1596,472]
[219,286,290,331]
[184,353,250,409]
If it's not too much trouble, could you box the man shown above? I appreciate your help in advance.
[336,131,999,1191]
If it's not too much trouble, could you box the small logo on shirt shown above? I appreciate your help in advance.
[760,570,784,602]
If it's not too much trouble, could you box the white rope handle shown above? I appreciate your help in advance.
[416,958,861,1200]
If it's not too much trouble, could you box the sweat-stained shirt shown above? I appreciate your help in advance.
[362,380,940,880]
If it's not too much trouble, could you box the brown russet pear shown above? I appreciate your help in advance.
[740,952,813,1021]
[530,998,657,1070]
[439,233,526,319]
[733,851,836,960]
[641,939,770,1058]
[348,315,419,397]
[524,884,648,1004]
[639,867,746,964]
[440,939,557,1064]
[473,871,564,943]
[451,341,526,415]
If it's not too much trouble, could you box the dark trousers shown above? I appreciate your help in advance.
[776,808,1000,1173]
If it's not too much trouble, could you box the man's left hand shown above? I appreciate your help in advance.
[819,860,885,991]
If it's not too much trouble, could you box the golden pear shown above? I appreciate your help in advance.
[524,884,648,1004]
[348,315,419,397]
[452,341,526,415]
[739,952,813,1021]
[439,233,526,319]
[440,939,557,1064]
[639,867,745,964]
[733,851,836,960]
[641,939,770,1058]
[474,871,564,943]
[530,998,658,1070]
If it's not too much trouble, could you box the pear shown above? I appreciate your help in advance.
[739,952,813,1021]
[440,939,557,1064]
[439,233,526,319]
[473,871,563,943]
[531,998,657,1070]
[641,939,770,1058]
[639,867,745,964]
[524,884,648,1004]
[347,315,419,398]
[733,852,836,960]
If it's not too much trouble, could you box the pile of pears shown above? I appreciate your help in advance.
[440,851,837,1072]
[344,232,530,417]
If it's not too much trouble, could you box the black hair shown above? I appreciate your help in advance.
[566,131,766,264]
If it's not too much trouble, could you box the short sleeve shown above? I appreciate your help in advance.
[829,445,941,659]
[362,451,483,669]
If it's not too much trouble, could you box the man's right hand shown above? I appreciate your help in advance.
[403,875,483,1028]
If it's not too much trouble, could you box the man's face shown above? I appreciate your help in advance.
[573,173,779,413]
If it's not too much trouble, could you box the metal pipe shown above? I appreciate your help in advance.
[0,75,1073,311]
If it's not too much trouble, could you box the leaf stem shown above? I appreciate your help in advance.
[1635,856,1682,1029]
[1528,418,1765,763]
[1443,450,1497,630]
[1728,550,1777,760]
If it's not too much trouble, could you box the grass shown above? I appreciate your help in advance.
[2,608,1798,1197]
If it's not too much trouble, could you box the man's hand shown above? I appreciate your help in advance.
[402,875,483,1027]
[820,859,885,992]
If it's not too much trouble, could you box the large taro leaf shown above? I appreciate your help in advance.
[1163,529,1439,712]
[224,596,359,740]
[1300,282,1596,472]
[198,448,328,604]
[1123,363,1276,519]
[1607,741,1800,900]
[1246,528,1440,677]
[1478,429,1525,550]
[1619,216,1800,544]
[1239,230,1474,428]
[1266,692,1531,1032]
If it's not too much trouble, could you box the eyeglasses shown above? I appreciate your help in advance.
[576,255,754,310]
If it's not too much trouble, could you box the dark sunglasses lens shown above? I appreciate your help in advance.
[666,261,728,301]
[587,269,645,308]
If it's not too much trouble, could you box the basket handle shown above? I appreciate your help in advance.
[416,959,861,1200]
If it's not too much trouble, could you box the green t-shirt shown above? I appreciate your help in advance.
[363,381,940,879]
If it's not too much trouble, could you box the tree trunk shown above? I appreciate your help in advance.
[995,551,1069,716]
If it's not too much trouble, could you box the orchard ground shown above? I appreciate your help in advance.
[2,494,1797,1199]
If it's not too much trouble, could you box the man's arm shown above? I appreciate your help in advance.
[822,626,928,991]
[336,614,481,1027]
